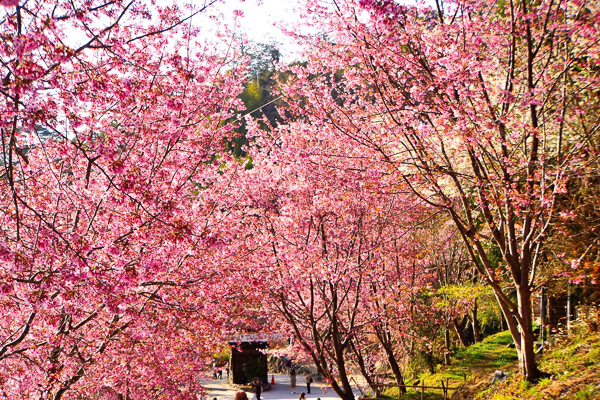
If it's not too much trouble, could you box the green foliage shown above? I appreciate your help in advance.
[573,384,599,400]
[436,281,502,336]
[238,41,283,126]
[243,360,266,383]
[240,81,263,116]
[536,377,552,388]
[228,41,286,159]
[476,241,504,271]
[382,387,444,400]
[518,379,530,392]
[437,283,502,329]
[405,350,444,379]
[436,283,490,304]
[402,289,447,377]
[213,348,229,364]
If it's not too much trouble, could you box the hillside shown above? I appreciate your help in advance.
[381,326,600,399]
[480,328,600,400]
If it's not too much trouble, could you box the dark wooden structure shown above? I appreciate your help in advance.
[533,286,574,333]
[228,336,269,385]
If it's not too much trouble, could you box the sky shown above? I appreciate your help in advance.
[60,0,305,60]
[200,0,307,61]
[219,0,298,43]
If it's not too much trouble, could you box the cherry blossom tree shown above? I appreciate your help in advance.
[231,114,439,398]
[280,0,600,381]
[0,0,254,398]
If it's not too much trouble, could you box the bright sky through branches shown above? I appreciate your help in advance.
[223,0,295,41]
[59,0,301,58]
[214,0,303,59]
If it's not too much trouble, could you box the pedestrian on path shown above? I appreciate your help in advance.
[234,391,248,400]
[305,372,313,394]
[251,378,262,400]
[299,392,306,400]
[290,368,297,394]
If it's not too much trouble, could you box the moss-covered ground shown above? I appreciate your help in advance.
[381,324,600,399]
[382,331,519,399]
[479,326,600,400]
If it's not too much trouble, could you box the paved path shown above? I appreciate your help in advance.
[201,373,361,400]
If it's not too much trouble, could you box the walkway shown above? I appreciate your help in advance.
[201,373,360,400]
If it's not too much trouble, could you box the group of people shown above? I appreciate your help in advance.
[230,367,316,400]
[234,390,319,400]
[212,361,229,380]
[288,368,313,395]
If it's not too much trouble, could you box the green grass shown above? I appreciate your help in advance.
[380,327,600,400]
[540,330,600,377]
[481,326,600,400]
[573,384,599,400]
[381,331,519,399]
[381,387,445,400]
[423,330,518,384]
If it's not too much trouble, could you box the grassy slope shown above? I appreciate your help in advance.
[480,328,600,400]
[383,331,519,400]
[382,327,600,399]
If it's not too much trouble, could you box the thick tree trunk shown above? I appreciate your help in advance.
[518,286,541,380]
[373,327,407,394]
[386,344,407,393]
[331,309,356,400]
[452,315,469,347]
[494,287,540,382]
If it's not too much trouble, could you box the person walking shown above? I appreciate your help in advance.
[290,368,297,394]
[305,372,313,394]
[251,378,262,400]
[299,392,306,400]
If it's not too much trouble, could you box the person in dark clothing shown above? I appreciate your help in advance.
[305,372,313,394]
[251,379,262,400]
[285,357,292,372]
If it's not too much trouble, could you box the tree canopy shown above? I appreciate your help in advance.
[1,0,598,397]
